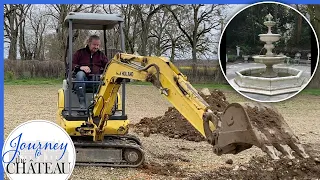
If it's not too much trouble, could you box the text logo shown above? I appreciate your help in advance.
[2,120,76,180]
[116,71,134,77]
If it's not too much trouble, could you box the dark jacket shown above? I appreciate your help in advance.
[72,45,109,75]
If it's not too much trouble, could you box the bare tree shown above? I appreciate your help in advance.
[148,8,184,61]
[135,5,164,55]
[117,5,140,53]
[166,25,184,62]
[4,4,31,60]
[19,5,49,60]
[102,5,122,51]
[166,5,223,75]
[45,4,92,60]
[149,8,171,56]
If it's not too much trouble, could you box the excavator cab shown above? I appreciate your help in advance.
[61,12,126,119]
[57,12,145,167]
[58,12,128,130]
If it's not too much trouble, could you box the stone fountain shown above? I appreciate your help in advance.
[231,13,308,97]
[252,13,287,78]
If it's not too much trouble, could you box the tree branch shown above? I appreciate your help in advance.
[166,5,193,45]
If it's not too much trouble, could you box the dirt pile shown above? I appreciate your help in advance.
[246,104,287,131]
[202,89,229,113]
[245,105,297,147]
[189,155,320,180]
[134,107,205,141]
[134,89,229,142]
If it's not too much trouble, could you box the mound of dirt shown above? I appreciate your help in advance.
[202,89,229,113]
[134,89,229,142]
[189,155,320,180]
[246,105,282,130]
[245,105,296,147]
[134,107,205,141]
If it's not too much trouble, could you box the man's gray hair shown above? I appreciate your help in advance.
[88,35,100,43]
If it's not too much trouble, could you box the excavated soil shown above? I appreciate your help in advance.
[246,105,293,145]
[246,105,281,130]
[134,89,229,142]
[188,144,320,180]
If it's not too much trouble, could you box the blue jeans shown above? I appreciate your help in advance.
[74,71,100,109]
[74,71,88,109]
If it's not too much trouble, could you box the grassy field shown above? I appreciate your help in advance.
[4,78,320,96]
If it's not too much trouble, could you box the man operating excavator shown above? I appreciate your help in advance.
[72,35,109,109]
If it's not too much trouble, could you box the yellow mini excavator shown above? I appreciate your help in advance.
[57,12,309,167]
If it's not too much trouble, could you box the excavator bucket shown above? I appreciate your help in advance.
[209,102,309,159]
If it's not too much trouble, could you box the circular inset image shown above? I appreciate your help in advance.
[2,120,76,180]
[218,1,319,102]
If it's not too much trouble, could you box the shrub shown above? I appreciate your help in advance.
[5,71,16,81]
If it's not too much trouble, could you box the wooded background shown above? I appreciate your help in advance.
[3,4,320,87]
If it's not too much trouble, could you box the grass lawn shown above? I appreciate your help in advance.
[4,78,64,85]
[4,78,320,96]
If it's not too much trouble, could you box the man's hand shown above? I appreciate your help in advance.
[80,66,91,73]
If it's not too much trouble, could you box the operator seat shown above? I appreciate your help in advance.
[62,66,120,120]
[63,71,102,111]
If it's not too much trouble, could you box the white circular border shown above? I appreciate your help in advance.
[218,1,320,103]
[2,120,76,180]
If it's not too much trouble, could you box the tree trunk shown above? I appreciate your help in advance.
[148,40,153,56]
[191,46,197,78]
[140,28,148,55]
[297,15,302,44]
[155,38,161,56]
[191,5,199,78]
[19,21,26,60]
[8,31,18,60]
[170,40,175,62]
[137,5,163,56]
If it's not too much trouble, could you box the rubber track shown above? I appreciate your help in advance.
[74,135,145,167]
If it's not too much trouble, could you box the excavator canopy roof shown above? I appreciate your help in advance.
[64,12,124,30]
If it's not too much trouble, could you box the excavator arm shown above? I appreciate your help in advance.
[82,53,309,161]
[91,53,212,138]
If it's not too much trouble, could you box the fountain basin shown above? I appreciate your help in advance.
[253,55,286,65]
[264,21,276,27]
[252,55,287,77]
[233,67,307,95]
[259,34,281,42]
